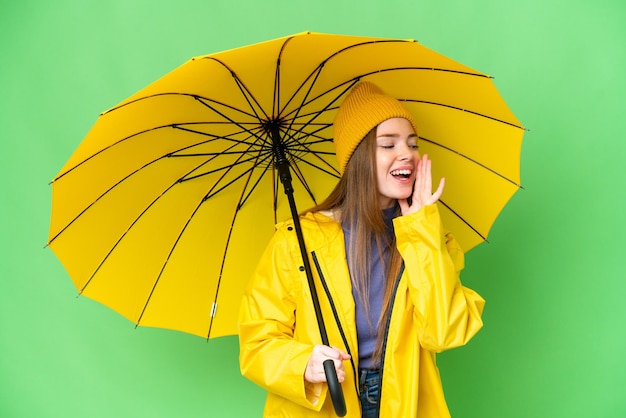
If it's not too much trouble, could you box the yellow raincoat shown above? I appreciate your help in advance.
[239,204,485,417]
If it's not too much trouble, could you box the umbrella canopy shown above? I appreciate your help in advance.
[48,31,524,340]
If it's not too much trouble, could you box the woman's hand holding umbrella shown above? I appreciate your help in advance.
[304,345,349,416]
[305,345,351,383]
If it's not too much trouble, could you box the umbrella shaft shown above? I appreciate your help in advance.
[269,122,330,346]
[284,185,330,346]
[269,122,294,193]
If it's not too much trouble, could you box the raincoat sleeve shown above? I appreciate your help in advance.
[238,225,327,411]
[393,204,485,352]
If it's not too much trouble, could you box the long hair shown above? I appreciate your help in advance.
[310,129,403,365]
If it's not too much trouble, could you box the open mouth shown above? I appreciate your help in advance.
[390,169,412,179]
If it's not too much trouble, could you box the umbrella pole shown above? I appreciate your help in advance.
[270,124,347,417]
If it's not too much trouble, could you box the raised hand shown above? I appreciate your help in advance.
[399,154,445,216]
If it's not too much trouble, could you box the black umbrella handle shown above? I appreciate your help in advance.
[270,126,347,417]
[324,359,347,417]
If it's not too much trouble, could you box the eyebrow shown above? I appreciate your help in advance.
[376,133,419,139]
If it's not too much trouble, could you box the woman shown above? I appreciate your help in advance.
[239,81,485,417]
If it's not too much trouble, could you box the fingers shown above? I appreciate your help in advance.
[414,154,444,206]
[400,155,444,216]
[305,345,350,384]
[432,177,445,202]
[332,346,351,361]
[412,155,427,202]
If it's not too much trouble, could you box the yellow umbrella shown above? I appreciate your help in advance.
[48,31,524,341]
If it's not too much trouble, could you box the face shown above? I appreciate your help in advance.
[375,118,419,209]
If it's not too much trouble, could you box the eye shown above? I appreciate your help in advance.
[377,142,394,149]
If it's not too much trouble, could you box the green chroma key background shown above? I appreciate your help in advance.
[1,0,624,416]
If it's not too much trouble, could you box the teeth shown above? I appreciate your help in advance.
[391,169,412,176]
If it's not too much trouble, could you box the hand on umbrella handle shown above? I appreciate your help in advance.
[305,345,348,416]
[323,359,347,417]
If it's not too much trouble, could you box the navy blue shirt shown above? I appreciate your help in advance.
[342,207,396,368]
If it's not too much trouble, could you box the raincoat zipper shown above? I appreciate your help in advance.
[375,263,405,418]
[311,251,360,398]
[312,251,406,416]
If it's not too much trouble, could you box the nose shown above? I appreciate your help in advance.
[397,143,415,161]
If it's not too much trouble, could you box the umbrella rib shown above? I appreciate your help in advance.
[265,74,342,205]
[188,133,269,198]
[277,39,410,115]
[282,121,334,148]
[205,207,237,339]
[169,126,261,156]
[136,200,205,328]
[231,77,270,123]
[281,122,335,156]
[49,129,194,244]
[103,92,259,120]
[272,35,290,118]
[294,159,340,206]
[171,124,270,156]
[277,37,487,122]
[51,107,271,248]
[280,126,340,179]
[178,150,272,183]
[201,150,274,201]
[419,135,521,188]
[206,145,271,339]
[281,60,327,134]
[193,96,267,138]
[74,154,218,294]
[273,33,328,119]
[55,134,267,297]
[438,198,488,243]
[65,92,268,187]
[52,126,167,182]
[135,154,263,328]
[171,125,268,177]
[83,140,270,322]
[199,56,272,124]
[279,66,498,128]
[48,126,254,245]
[289,151,340,179]
[236,158,274,209]
[282,74,357,142]
[77,134,263,302]
[170,125,272,169]
[176,127,272,184]
[53,115,255,183]
[288,159,321,204]
[404,99,525,130]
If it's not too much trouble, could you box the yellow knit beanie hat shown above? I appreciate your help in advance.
[333,81,418,174]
